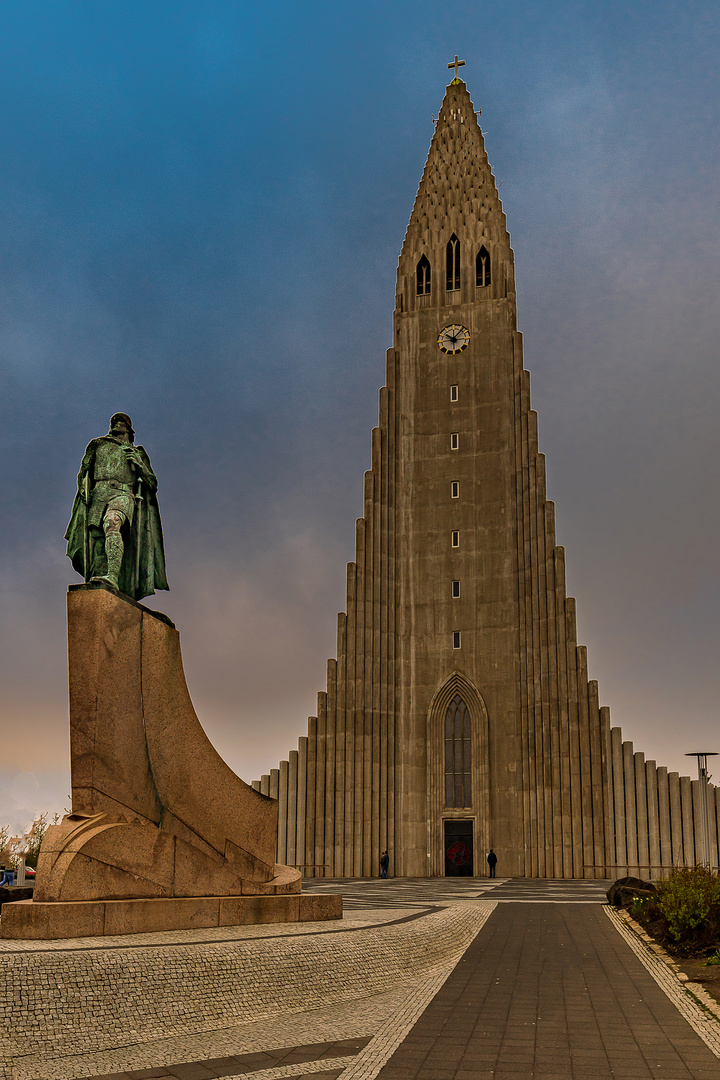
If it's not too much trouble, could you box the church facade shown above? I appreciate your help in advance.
[253,77,718,879]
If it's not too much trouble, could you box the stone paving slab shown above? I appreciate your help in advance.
[372,902,720,1080]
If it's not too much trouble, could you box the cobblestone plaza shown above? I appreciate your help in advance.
[3,879,720,1080]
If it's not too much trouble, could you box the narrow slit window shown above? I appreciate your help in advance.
[451,481,459,498]
[451,432,459,450]
[444,694,471,807]
[453,631,461,649]
[452,580,460,597]
[476,245,491,288]
[450,385,459,402]
[416,255,431,295]
[452,531,460,548]
[446,234,461,291]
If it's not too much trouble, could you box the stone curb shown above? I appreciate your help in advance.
[604,905,720,1057]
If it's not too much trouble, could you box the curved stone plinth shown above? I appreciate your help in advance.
[7,584,331,938]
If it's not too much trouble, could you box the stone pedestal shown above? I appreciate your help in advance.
[0,585,341,938]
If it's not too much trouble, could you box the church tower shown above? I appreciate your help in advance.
[254,72,719,879]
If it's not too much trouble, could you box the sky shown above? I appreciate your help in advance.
[1,1,719,836]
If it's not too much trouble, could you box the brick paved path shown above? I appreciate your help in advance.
[375,903,720,1080]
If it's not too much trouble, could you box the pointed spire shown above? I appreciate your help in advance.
[400,79,507,266]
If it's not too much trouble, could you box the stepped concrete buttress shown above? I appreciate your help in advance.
[1,584,341,938]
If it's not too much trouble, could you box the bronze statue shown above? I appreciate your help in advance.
[65,413,168,600]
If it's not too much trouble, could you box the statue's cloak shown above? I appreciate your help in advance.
[65,437,168,601]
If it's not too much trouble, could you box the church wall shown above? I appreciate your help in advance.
[252,80,716,882]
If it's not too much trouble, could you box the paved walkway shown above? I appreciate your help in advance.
[374,900,720,1080]
[4,880,720,1080]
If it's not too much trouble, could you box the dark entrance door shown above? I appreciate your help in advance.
[444,819,473,876]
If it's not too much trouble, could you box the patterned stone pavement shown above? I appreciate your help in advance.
[305,877,611,909]
[3,880,720,1080]
[373,902,720,1080]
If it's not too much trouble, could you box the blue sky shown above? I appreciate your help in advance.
[1,1,719,832]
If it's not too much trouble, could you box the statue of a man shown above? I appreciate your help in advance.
[65,413,168,601]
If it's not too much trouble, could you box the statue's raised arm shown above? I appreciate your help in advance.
[65,412,169,601]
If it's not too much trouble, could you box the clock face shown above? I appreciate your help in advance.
[437,324,470,354]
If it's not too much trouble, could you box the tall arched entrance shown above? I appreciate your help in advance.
[426,672,490,878]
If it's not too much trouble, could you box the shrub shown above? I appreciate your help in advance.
[654,867,720,945]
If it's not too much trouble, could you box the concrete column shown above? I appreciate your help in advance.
[600,707,614,879]
[680,775,694,867]
[287,749,299,867]
[324,666,337,875]
[577,647,594,878]
[554,547,573,877]
[269,768,279,800]
[344,560,357,875]
[385,352,397,870]
[260,774,270,796]
[708,785,719,870]
[378,390,390,862]
[656,766,671,876]
[623,741,638,875]
[645,762,660,879]
[588,681,605,879]
[565,599,583,877]
[361,473,375,877]
[334,615,347,875]
[354,512,368,877]
[611,727,626,875]
[371,425,382,874]
[527,442,548,876]
[278,759,289,865]
[634,752,649,876]
[543,501,563,877]
[668,772,683,867]
[534,460,555,875]
[314,693,327,877]
[517,390,534,876]
[305,720,316,876]
[691,779,703,865]
[251,780,261,792]
[296,737,307,874]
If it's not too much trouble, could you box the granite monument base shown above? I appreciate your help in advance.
[1,891,342,939]
[0,584,343,939]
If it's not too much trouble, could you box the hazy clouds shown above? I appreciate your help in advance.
[1,1,719,833]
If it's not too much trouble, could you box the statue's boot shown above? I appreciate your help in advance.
[102,532,123,590]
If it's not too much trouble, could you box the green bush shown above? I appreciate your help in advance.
[653,868,720,945]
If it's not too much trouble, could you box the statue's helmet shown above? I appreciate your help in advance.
[110,412,135,443]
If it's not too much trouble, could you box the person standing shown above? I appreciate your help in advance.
[380,850,390,878]
[487,849,498,878]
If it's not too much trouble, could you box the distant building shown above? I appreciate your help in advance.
[255,76,716,879]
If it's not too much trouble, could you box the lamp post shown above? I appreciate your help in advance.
[686,752,718,868]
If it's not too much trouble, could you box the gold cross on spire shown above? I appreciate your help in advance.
[448,55,465,83]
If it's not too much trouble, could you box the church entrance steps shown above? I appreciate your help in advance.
[304,876,612,909]
[0,902,494,1078]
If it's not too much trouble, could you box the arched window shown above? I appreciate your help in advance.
[416,255,431,295]
[444,694,471,807]
[476,246,491,288]
[446,234,461,291]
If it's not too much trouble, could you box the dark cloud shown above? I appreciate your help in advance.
[1,1,719,829]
